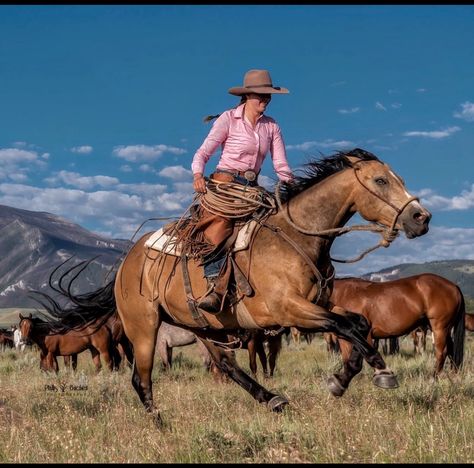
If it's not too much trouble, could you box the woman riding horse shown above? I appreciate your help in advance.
[34,148,431,425]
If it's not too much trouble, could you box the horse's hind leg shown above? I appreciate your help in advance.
[432,327,450,377]
[197,337,288,412]
[72,353,78,371]
[90,348,102,373]
[267,334,282,377]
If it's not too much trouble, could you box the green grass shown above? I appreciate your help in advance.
[0,334,473,463]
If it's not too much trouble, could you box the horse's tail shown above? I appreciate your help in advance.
[29,258,117,334]
[451,286,466,370]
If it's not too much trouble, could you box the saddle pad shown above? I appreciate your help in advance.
[144,220,259,257]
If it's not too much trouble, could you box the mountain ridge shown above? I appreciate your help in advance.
[0,204,132,307]
[360,259,474,298]
[0,203,472,307]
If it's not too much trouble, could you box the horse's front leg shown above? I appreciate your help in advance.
[196,334,288,412]
[286,296,398,396]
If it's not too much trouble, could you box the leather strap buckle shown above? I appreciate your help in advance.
[243,170,257,182]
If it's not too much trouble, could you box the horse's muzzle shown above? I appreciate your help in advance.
[399,204,431,238]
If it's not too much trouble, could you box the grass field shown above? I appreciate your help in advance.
[0,333,473,463]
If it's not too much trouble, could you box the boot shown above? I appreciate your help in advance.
[198,278,223,314]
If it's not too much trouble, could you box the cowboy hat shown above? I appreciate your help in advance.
[228,69,289,96]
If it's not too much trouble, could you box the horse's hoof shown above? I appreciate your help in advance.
[147,408,164,429]
[268,395,289,412]
[372,370,399,389]
[327,375,346,397]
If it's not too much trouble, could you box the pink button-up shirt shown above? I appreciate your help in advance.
[192,104,293,182]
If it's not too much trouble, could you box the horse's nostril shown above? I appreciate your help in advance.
[413,212,427,223]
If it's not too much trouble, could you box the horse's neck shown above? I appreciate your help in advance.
[31,325,49,349]
[272,173,354,261]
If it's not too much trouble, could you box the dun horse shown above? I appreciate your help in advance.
[330,274,465,379]
[36,149,431,422]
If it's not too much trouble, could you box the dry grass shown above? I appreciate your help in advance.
[0,334,473,463]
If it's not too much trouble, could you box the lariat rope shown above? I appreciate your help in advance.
[197,178,277,218]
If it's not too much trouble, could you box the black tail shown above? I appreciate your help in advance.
[29,258,117,334]
[451,286,465,370]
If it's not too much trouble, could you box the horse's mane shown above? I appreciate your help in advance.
[278,148,380,203]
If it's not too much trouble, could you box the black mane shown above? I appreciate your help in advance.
[278,148,380,202]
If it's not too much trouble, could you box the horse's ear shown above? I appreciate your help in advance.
[19,313,24,320]
[346,155,362,166]
[28,313,32,318]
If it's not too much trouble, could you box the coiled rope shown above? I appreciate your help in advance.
[197,178,277,218]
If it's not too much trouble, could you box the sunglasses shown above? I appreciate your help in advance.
[249,93,272,101]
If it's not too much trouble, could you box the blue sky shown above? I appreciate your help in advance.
[0,5,473,275]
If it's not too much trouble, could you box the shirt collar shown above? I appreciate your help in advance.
[234,103,265,122]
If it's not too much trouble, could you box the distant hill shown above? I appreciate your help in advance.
[0,204,132,308]
[361,259,474,299]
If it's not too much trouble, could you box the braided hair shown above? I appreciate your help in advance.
[203,95,247,123]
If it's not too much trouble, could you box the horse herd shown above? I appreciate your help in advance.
[1,149,473,425]
[3,273,472,382]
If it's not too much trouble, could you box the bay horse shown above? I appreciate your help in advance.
[60,313,134,372]
[411,325,429,355]
[465,313,474,332]
[330,274,465,378]
[0,329,14,351]
[18,311,118,373]
[244,330,284,378]
[36,149,431,422]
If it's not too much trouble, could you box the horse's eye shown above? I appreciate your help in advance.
[375,178,387,186]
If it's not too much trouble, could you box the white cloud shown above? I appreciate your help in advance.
[391,103,402,109]
[8,173,29,183]
[45,170,119,190]
[138,164,157,174]
[112,144,187,162]
[0,148,39,164]
[403,126,461,139]
[453,101,474,122]
[417,185,474,211]
[375,102,387,111]
[0,182,188,239]
[173,182,194,194]
[287,140,355,151]
[416,88,427,93]
[159,165,193,181]
[119,165,133,173]
[115,183,168,198]
[71,145,93,154]
[338,107,360,115]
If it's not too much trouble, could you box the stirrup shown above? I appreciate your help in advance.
[198,279,223,314]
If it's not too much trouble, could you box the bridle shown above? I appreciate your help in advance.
[352,161,419,235]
